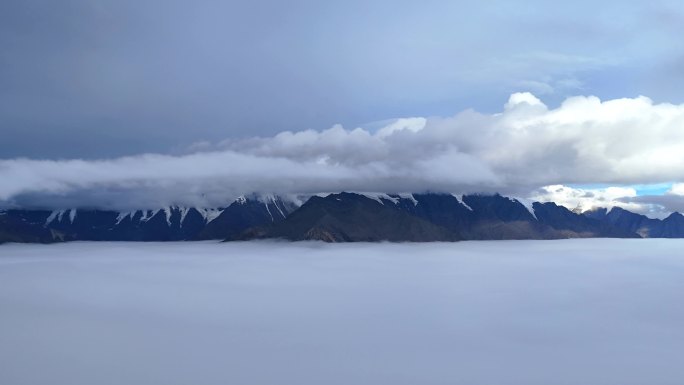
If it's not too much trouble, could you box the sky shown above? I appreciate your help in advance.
[2,0,684,215]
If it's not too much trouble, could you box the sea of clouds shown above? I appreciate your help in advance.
[1,240,683,385]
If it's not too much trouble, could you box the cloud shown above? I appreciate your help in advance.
[669,183,684,196]
[0,149,499,210]
[4,92,684,210]
[7,1,684,160]
[528,184,668,217]
[616,183,684,217]
[220,92,684,189]
[3,240,684,385]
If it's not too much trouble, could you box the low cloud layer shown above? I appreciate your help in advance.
[4,93,684,211]
[2,240,684,384]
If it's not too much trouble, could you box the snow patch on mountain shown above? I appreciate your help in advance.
[196,208,223,223]
[398,193,418,206]
[360,192,420,206]
[116,211,134,225]
[46,210,66,225]
[163,207,172,226]
[271,198,286,219]
[360,193,399,205]
[452,194,473,211]
[69,209,77,223]
[515,198,537,220]
[45,210,59,225]
[264,202,274,222]
[139,210,158,222]
[179,207,191,226]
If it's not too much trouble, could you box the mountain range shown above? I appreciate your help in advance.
[2,192,683,243]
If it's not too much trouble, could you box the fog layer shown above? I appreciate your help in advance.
[1,240,683,385]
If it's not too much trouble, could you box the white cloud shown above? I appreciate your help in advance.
[669,183,684,196]
[2,240,684,385]
[530,184,646,213]
[375,117,427,138]
[614,183,684,217]
[530,184,684,219]
[0,149,498,210]
[4,92,684,209]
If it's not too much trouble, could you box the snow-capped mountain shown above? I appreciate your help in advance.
[0,195,298,242]
[238,192,638,242]
[2,192,684,243]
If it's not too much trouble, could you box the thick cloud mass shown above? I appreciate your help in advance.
[4,93,684,210]
[0,148,498,209]
[2,240,684,385]
[3,1,684,159]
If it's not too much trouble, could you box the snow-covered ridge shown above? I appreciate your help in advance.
[179,207,191,224]
[28,193,550,231]
[252,194,280,222]
[46,210,65,225]
[361,193,400,205]
[358,193,419,206]
[452,194,473,211]
[398,193,418,206]
[195,208,223,224]
[116,207,225,226]
[162,207,173,226]
[40,195,298,229]
[513,198,537,219]
[46,209,77,225]
[116,211,135,225]
[115,209,157,224]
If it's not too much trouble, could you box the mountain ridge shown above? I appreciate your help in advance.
[236,193,640,242]
[1,192,681,243]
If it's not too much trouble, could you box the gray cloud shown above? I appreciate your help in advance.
[2,240,684,385]
[619,195,684,216]
[0,147,499,210]
[4,93,684,210]
[2,1,684,158]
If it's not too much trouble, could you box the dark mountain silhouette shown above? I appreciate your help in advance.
[0,195,296,243]
[584,207,684,238]
[0,210,62,243]
[237,193,641,242]
[533,202,637,238]
[237,193,458,242]
[198,195,296,240]
[3,192,683,244]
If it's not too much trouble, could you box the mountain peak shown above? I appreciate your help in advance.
[3,192,683,243]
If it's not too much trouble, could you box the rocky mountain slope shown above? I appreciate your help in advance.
[2,192,682,243]
[239,193,639,242]
[0,195,296,243]
[585,207,684,238]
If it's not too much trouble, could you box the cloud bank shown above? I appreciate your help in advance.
[2,240,684,385]
[4,93,684,211]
